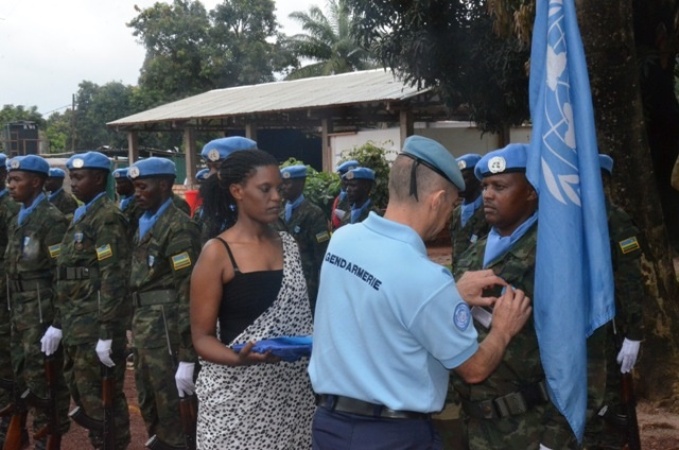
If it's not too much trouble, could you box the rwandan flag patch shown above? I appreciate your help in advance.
[315,231,330,243]
[96,244,113,261]
[171,252,192,271]
[619,237,640,254]
[48,244,61,259]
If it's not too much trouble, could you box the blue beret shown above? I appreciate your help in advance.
[48,168,66,178]
[401,135,465,191]
[128,157,176,179]
[475,143,529,180]
[196,168,210,182]
[112,168,129,179]
[7,155,50,176]
[0,153,6,168]
[456,153,482,171]
[337,160,359,174]
[67,151,110,171]
[281,165,307,179]
[599,154,613,175]
[201,137,257,162]
[343,167,375,181]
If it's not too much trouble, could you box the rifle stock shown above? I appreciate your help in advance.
[144,435,186,450]
[2,379,26,450]
[621,372,642,450]
[68,365,115,450]
[179,395,197,450]
[68,406,102,432]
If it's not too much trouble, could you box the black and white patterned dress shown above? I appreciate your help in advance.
[195,232,314,450]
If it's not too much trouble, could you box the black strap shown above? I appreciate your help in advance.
[214,237,240,273]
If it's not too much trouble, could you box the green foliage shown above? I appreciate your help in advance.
[280,157,341,219]
[284,0,378,79]
[340,141,392,210]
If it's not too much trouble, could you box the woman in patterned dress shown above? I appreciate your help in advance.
[190,149,314,450]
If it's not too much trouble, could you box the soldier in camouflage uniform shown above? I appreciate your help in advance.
[275,165,330,313]
[46,168,78,221]
[53,152,131,450]
[330,160,358,230]
[5,155,70,449]
[449,154,489,268]
[339,167,380,226]
[128,157,200,448]
[0,154,22,446]
[449,144,579,449]
[583,155,645,450]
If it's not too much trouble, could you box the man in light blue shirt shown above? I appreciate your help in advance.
[309,136,533,450]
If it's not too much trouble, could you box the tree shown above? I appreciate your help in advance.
[285,0,378,80]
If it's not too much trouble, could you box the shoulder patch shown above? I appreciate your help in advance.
[453,303,472,331]
[48,244,61,259]
[96,244,113,261]
[171,252,192,271]
[619,236,640,254]
[315,230,330,243]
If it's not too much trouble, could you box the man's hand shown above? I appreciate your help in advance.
[235,341,280,366]
[489,287,532,342]
[456,269,507,307]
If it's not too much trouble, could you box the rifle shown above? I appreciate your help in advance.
[20,356,61,450]
[1,379,27,450]
[611,324,642,450]
[68,365,115,450]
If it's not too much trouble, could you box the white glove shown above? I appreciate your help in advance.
[539,445,553,450]
[616,338,641,373]
[40,326,62,356]
[95,339,115,367]
[175,362,196,397]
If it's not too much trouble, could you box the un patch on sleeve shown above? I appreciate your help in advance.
[453,303,472,331]
[171,252,192,271]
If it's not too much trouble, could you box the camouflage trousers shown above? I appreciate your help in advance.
[0,307,12,409]
[10,324,70,435]
[63,340,130,450]
[134,347,186,448]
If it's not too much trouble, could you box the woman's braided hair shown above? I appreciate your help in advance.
[201,149,279,239]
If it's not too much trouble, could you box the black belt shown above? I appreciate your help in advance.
[58,266,93,281]
[316,394,431,420]
[132,289,177,307]
[461,381,549,420]
[8,277,52,293]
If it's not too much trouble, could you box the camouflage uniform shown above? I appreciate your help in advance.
[275,198,330,312]
[331,193,350,230]
[55,194,131,449]
[5,198,71,435]
[130,203,200,447]
[450,223,579,449]
[584,201,645,449]
[122,194,190,235]
[339,200,380,227]
[49,189,79,222]
[0,192,19,409]
[449,201,489,268]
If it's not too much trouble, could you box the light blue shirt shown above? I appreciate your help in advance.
[309,212,478,413]
[350,198,372,224]
[483,212,538,267]
[284,194,304,223]
[138,198,173,240]
[18,193,46,226]
[119,196,133,211]
[48,187,63,202]
[460,195,483,227]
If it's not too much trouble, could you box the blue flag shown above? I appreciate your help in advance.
[527,0,616,441]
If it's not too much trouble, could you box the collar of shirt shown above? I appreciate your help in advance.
[119,195,133,211]
[362,212,427,257]
[138,197,173,240]
[460,195,483,227]
[483,212,538,267]
[73,191,107,224]
[350,198,372,224]
[18,193,47,226]
[338,189,347,202]
[48,187,63,202]
[285,194,305,223]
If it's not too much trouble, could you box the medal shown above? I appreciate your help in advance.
[148,255,155,267]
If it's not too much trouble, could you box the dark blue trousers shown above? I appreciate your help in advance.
[312,406,442,450]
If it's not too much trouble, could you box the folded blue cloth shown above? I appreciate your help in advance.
[232,336,313,362]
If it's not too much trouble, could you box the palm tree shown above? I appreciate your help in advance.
[285,0,377,79]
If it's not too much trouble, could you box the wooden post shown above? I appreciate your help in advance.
[183,128,197,187]
[321,118,333,172]
[399,109,414,148]
[127,131,139,163]
[245,123,258,141]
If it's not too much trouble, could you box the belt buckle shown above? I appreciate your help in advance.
[496,392,527,417]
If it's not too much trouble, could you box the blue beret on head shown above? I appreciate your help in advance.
[456,153,482,171]
[343,167,375,181]
[128,157,176,180]
[280,165,307,180]
[599,154,614,175]
[112,168,128,179]
[7,155,50,176]
[337,160,359,174]
[0,153,6,168]
[196,168,210,182]
[48,168,66,178]
[67,151,110,171]
[201,137,257,162]
[474,143,529,180]
[401,135,465,191]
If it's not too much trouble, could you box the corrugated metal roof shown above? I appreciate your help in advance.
[108,69,429,127]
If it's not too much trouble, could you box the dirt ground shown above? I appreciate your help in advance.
[52,246,679,448]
